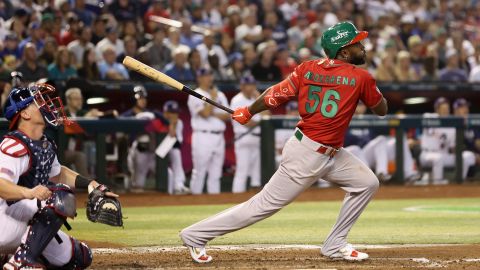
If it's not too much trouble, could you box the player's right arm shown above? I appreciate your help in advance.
[360,73,388,116]
[0,178,51,201]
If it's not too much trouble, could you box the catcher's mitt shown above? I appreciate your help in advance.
[86,185,123,227]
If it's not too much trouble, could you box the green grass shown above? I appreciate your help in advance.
[68,198,480,247]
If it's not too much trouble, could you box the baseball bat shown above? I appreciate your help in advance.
[122,56,234,114]
[150,16,209,35]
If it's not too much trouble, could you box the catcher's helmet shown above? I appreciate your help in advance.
[321,21,368,59]
[4,84,69,129]
[133,85,147,99]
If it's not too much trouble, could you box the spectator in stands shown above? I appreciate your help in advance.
[427,27,449,70]
[78,48,100,80]
[226,52,246,81]
[67,26,94,67]
[18,21,45,54]
[142,28,171,71]
[223,5,242,39]
[242,43,257,70]
[219,32,235,59]
[251,41,282,81]
[422,56,438,81]
[121,19,144,45]
[48,46,77,81]
[167,0,190,21]
[453,98,480,169]
[200,1,223,31]
[274,46,297,79]
[16,43,48,82]
[208,50,229,81]
[407,35,425,78]
[164,27,183,52]
[109,0,137,23]
[287,13,309,48]
[439,49,468,82]
[117,35,138,63]
[419,97,476,185]
[73,0,95,26]
[196,31,228,69]
[164,46,194,81]
[0,33,21,65]
[37,37,57,67]
[188,49,202,78]
[98,45,130,80]
[60,12,82,45]
[179,19,203,50]
[96,26,125,60]
[144,0,170,34]
[469,46,480,82]
[394,51,419,82]
[447,29,476,72]
[235,10,263,46]
[7,8,28,40]
[91,15,108,45]
[375,52,396,82]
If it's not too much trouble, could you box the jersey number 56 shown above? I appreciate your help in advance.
[305,85,340,118]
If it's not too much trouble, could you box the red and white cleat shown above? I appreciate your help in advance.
[329,244,369,261]
[186,246,213,263]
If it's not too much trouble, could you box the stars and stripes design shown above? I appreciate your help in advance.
[0,138,28,157]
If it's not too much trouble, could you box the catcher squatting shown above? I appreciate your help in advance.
[0,84,122,270]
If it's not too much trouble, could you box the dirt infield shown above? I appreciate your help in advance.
[81,184,480,269]
[91,244,480,269]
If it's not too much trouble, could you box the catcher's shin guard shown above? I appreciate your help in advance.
[59,238,92,270]
[4,185,76,270]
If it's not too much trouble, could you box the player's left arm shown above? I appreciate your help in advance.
[360,74,388,116]
[51,163,118,198]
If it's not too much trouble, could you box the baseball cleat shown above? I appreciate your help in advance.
[329,244,369,261]
[186,246,213,263]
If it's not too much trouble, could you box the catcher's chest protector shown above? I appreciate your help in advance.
[6,131,57,188]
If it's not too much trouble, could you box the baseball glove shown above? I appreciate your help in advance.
[86,185,123,227]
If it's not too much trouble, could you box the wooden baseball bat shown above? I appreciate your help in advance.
[150,15,209,35]
[122,56,234,114]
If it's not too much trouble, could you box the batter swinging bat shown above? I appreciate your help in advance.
[122,56,234,114]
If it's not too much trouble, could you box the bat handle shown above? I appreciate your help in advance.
[203,97,234,114]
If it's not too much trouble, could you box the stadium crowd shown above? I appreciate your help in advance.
[0,0,478,83]
[0,0,479,194]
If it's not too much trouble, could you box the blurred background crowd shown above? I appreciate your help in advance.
[0,0,479,83]
[0,0,479,194]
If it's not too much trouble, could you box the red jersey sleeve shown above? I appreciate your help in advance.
[263,63,304,108]
[359,73,383,108]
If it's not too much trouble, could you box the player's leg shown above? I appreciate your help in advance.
[180,137,326,257]
[0,199,39,255]
[232,142,250,193]
[131,151,151,190]
[420,151,444,183]
[206,137,225,194]
[4,185,77,269]
[321,149,379,260]
[462,151,476,180]
[249,142,261,188]
[190,132,211,194]
[41,231,92,269]
[363,135,390,180]
[169,148,188,193]
[344,145,367,164]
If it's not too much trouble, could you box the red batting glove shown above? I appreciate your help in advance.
[232,106,252,125]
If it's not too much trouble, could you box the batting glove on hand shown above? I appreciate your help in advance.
[232,106,252,125]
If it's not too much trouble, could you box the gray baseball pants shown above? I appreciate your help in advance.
[180,129,379,256]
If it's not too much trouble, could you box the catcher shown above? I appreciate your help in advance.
[0,84,122,270]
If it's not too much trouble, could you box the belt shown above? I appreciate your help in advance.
[294,129,339,158]
[196,130,223,134]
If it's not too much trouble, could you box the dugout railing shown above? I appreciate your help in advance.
[260,115,480,184]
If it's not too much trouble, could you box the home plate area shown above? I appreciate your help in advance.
[91,244,480,269]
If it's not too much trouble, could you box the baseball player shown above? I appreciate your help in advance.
[419,97,476,184]
[345,102,421,182]
[163,100,190,195]
[453,98,480,168]
[230,74,263,193]
[0,84,118,269]
[180,21,388,262]
[187,67,229,194]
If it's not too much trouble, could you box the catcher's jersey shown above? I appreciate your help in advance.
[284,59,382,147]
[0,134,61,209]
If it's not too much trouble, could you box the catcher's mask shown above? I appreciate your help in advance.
[4,84,70,130]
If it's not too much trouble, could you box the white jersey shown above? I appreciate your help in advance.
[188,88,228,132]
[0,138,61,209]
[230,92,261,137]
[175,119,184,143]
[421,127,456,153]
